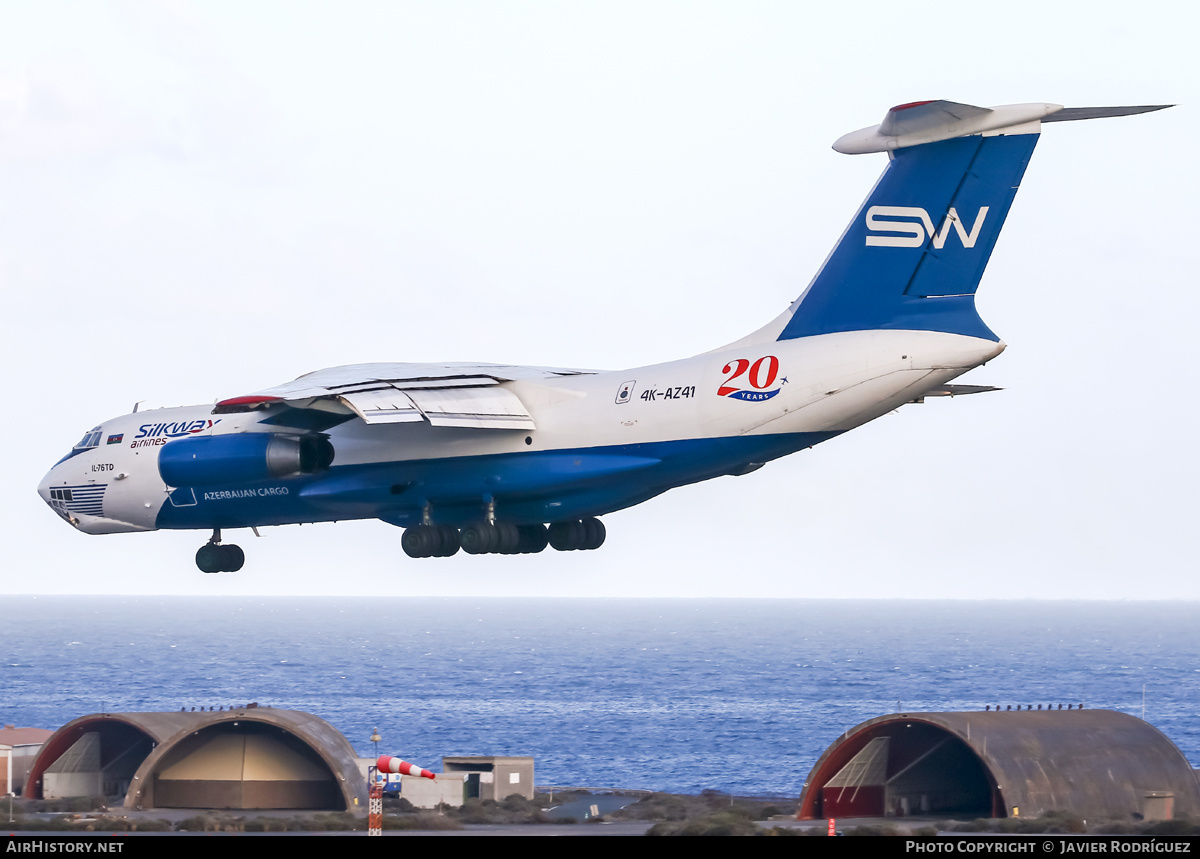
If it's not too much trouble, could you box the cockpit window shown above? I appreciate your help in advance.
[74,427,102,450]
[54,426,103,466]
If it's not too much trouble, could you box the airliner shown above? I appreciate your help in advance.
[38,99,1169,571]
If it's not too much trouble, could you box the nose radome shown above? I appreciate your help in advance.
[38,464,77,528]
[37,463,60,506]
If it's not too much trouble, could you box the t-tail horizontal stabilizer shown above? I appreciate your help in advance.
[908,384,1003,404]
[834,100,1172,154]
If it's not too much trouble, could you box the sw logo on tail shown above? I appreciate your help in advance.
[865,206,989,249]
[38,99,1170,572]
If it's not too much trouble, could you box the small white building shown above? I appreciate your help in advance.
[443,756,535,802]
[1,725,55,796]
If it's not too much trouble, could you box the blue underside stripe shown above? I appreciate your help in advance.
[155,431,840,530]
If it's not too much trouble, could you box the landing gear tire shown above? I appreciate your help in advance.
[460,521,496,555]
[548,518,605,551]
[220,544,245,572]
[402,525,436,558]
[495,522,521,554]
[516,524,548,554]
[581,517,605,550]
[434,525,461,557]
[196,542,244,573]
[547,520,582,551]
[196,544,221,573]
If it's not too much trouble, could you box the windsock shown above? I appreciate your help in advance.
[376,755,435,780]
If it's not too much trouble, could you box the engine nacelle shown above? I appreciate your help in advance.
[158,433,334,488]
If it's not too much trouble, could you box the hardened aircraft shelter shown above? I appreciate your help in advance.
[26,707,366,811]
[798,709,1200,821]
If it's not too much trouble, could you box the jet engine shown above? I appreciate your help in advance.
[158,433,334,487]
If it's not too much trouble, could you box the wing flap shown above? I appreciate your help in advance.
[339,389,425,424]
[405,387,536,430]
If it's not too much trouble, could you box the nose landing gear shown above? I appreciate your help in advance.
[195,529,245,573]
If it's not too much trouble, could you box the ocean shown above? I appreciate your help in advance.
[3,597,1197,797]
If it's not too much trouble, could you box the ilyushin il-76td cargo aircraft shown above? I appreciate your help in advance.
[40,99,1169,572]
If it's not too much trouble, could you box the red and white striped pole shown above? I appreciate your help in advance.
[376,755,436,780]
[368,781,383,836]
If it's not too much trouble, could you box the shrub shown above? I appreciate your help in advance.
[384,812,463,831]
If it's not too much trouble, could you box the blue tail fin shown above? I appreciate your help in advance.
[780,132,1038,342]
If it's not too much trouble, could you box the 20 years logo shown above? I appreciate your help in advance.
[718,356,783,402]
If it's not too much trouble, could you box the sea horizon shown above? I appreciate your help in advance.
[4,596,1197,796]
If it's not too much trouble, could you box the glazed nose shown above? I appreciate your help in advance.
[39,465,77,527]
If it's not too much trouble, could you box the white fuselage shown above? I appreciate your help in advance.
[39,329,1003,535]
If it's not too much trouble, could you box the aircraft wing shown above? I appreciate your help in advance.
[214,362,599,431]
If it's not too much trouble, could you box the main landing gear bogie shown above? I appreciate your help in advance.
[402,518,605,559]
[548,518,605,552]
[400,524,462,558]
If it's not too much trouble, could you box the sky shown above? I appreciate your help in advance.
[1,0,1195,598]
